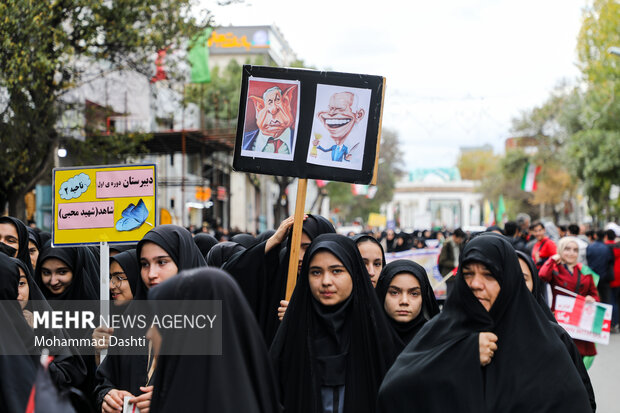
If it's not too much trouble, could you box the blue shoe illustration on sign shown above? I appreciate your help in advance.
[116,199,149,231]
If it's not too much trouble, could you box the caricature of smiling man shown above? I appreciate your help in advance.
[313,91,365,162]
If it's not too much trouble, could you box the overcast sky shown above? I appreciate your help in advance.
[204,0,585,170]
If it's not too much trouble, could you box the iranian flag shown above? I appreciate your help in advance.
[554,287,612,345]
[352,184,368,196]
[521,163,541,192]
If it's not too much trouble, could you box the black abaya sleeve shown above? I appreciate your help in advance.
[222,240,286,344]
[550,322,596,412]
[94,354,148,410]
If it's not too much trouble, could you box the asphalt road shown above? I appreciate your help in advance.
[588,333,620,413]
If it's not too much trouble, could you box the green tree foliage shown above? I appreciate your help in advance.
[0,1,209,218]
[456,149,499,181]
[571,0,620,221]
[326,128,403,223]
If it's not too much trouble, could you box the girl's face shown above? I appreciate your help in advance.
[357,241,383,288]
[28,241,39,270]
[383,273,422,323]
[0,223,19,257]
[140,242,178,289]
[41,258,73,295]
[308,251,353,306]
[17,268,29,310]
[110,260,133,305]
[560,242,579,266]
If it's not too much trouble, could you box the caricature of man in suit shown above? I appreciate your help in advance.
[312,91,365,162]
[243,85,296,155]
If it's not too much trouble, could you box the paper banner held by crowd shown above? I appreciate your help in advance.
[554,291,612,345]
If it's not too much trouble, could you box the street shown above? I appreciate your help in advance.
[589,333,620,413]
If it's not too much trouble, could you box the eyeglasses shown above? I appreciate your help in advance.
[110,273,128,289]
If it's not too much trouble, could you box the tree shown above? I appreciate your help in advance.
[570,0,620,221]
[0,1,209,219]
[456,149,499,181]
[326,128,404,223]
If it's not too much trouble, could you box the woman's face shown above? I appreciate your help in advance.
[0,223,19,257]
[17,268,29,310]
[518,258,534,292]
[560,242,579,266]
[109,260,133,305]
[462,262,501,312]
[41,258,73,295]
[308,251,353,306]
[28,241,39,270]
[140,242,178,289]
[357,241,383,288]
[383,273,422,323]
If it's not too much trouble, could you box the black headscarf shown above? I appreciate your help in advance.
[0,216,34,275]
[109,244,135,255]
[375,260,440,348]
[223,214,336,345]
[0,252,39,413]
[256,229,276,243]
[231,233,257,248]
[136,225,206,271]
[515,251,596,411]
[148,267,281,413]
[378,233,592,412]
[27,227,41,250]
[206,241,246,268]
[95,225,205,411]
[351,234,386,266]
[270,234,399,413]
[515,250,555,322]
[110,249,144,300]
[34,245,100,301]
[193,233,218,258]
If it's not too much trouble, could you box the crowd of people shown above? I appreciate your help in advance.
[0,212,617,412]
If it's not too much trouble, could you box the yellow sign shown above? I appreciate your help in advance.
[52,164,157,246]
[208,31,252,50]
[367,212,387,228]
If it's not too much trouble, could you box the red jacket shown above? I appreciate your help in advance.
[531,237,557,269]
[538,259,599,356]
[605,240,620,288]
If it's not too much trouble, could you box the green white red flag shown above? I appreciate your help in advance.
[554,287,611,345]
[521,163,540,192]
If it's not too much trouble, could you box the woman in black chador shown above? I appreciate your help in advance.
[270,234,398,413]
[147,267,281,412]
[222,214,336,345]
[377,233,592,412]
[375,260,440,351]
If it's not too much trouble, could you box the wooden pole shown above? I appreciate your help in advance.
[285,178,308,300]
[371,77,387,186]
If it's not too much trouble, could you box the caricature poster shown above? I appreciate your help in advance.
[306,85,371,171]
[241,77,300,161]
[233,65,384,184]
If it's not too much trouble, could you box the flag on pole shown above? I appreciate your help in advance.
[188,28,213,83]
[150,48,168,83]
[496,194,506,224]
[367,186,378,199]
[554,290,611,344]
[483,200,495,227]
[352,184,368,196]
[521,163,541,192]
